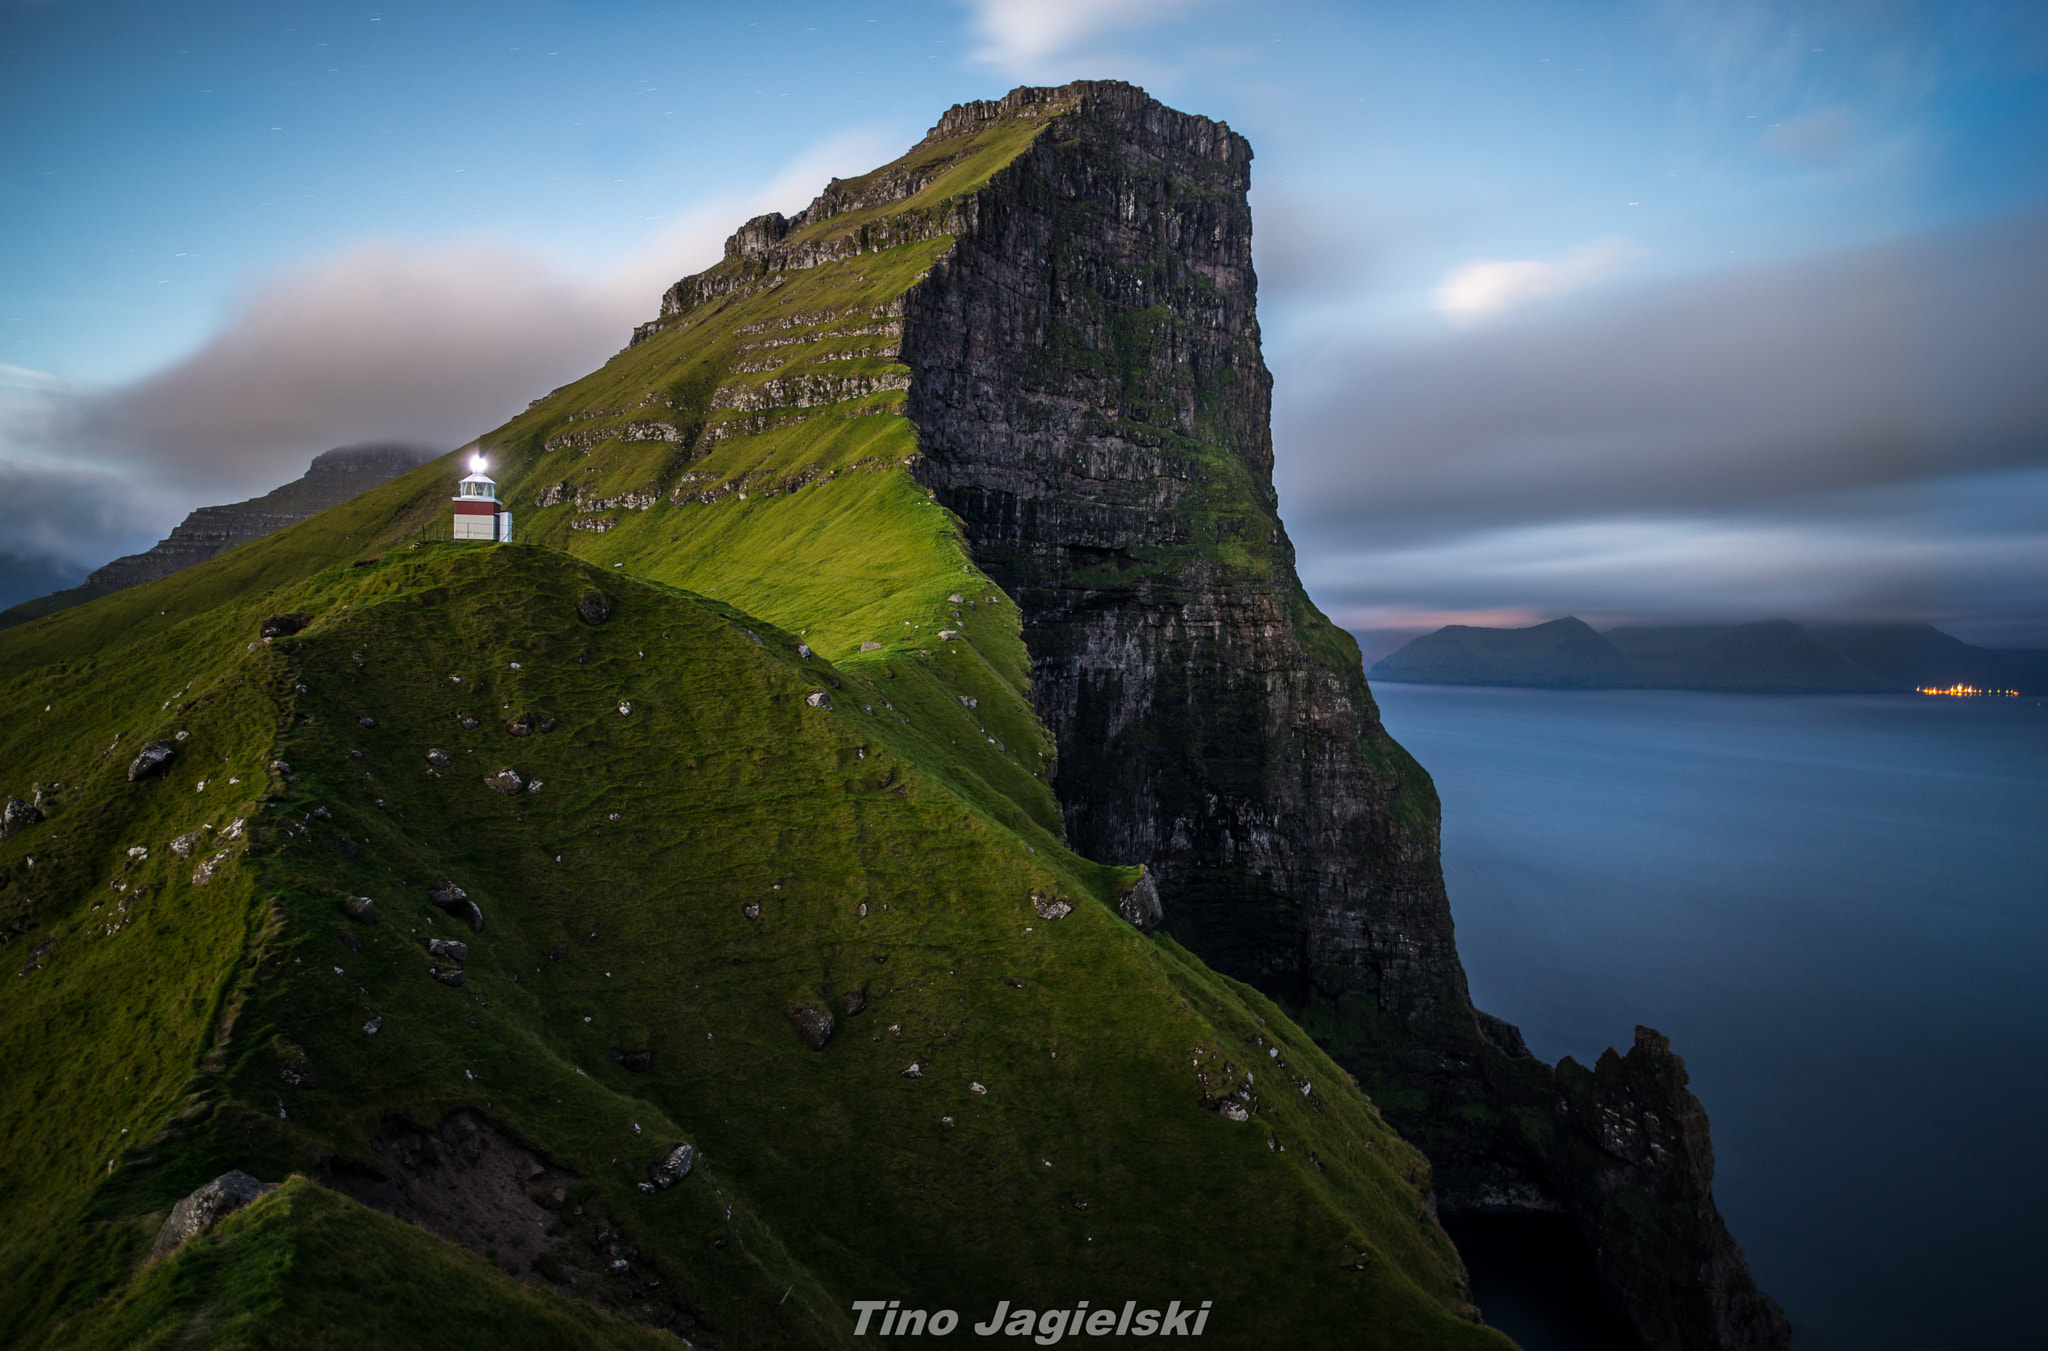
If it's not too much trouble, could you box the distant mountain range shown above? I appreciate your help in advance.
[1369,616,2048,694]
[0,443,431,629]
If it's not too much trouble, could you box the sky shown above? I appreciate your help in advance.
[3,0,2045,645]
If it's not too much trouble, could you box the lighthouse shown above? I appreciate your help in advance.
[452,451,512,543]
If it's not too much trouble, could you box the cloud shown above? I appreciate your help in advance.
[963,0,1210,76]
[1431,239,1648,326]
[1279,212,2048,639]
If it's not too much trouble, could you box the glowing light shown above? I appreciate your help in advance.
[1915,685,2017,697]
[470,453,488,474]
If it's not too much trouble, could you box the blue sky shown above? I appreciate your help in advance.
[4,0,2046,643]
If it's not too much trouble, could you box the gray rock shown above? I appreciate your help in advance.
[797,643,813,659]
[787,1002,835,1050]
[805,690,834,710]
[577,590,610,625]
[426,748,451,768]
[457,713,480,730]
[169,829,206,858]
[357,715,378,729]
[426,879,484,932]
[1030,890,1073,920]
[191,849,231,886]
[279,1054,318,1088]
[432,967,467,987]
[859,641,883,651]
[483,768,524,795]
[127,741,177,782]
[650,1143,695,1188]
[506,713,536,737]
[742,902,760,920]
[150,1170,279,1259]
[341,896,380,925]
[958,695,978,709]
[900,1062,922,1078]
[937,630,961,641]
[1,797,43,840]
[1116,872,1163,932]
[1219,1100,1250,1123]
[259,613,310,639]
[427,937,468,963]
[948,594,964,603]
[842,990,866,1016]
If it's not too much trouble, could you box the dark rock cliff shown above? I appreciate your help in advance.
[892,81,1789,1350]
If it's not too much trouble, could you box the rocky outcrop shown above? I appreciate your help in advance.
[81,444,430,594]
[880,81,1786,1349]
[150,1170,279,1259]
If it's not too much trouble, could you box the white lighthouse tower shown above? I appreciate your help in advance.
[452,450,512,542]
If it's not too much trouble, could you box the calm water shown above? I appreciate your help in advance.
[1369,685,2048,1351]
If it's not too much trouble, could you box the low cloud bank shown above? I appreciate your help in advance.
[1278,212,2048,643]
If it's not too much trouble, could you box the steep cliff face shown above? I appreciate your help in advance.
[895,82,1788,1350]
[901,83,1469,1034]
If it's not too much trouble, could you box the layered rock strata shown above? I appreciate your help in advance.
[885,81,1787,1350]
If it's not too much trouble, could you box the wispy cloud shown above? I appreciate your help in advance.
[962,0,1211,77]
[1431,239,1648,326]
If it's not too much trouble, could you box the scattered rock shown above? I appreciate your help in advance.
[1116,872,1163,932]
[937,630,961,641]
[859,641,883,651]
[309,805,332,821]
[259,613,311,639]
[787,1002,835,1050]
[1,797,43,839]
[1219,1101,1250,1123]
[506,713,536,737]
[744,629,763,645]
[970,1082,987,1095]
[650,1143,695,1189]
[127,741,177,782]
[1030,890,1073,921]
[17,934,55,978]
[842,990,866,1017]
[483,768,524,795]
[577,590,610,625]
[947,594,963,603]
[340,932,362,954]
[192,850,231,886]
[613,1049,652,1072]
[797,643,813,659]
[168,829,206,858]
[427,938,468,963]
[357,715,378,729]
[901,1062,922,1078]
[150,1170,280,1259]
[432,967,467,987]
[805,690,834,710]
[341,896,380,925]
[280,1054,318,1088]
[458,713,480,730]
[363,1016,382,1034]
[538,717,557,733]
[617,701,633,717]
[742,903,760,920]
[958,695,978,709]
[427,748,451,768]
[426,880,484,932]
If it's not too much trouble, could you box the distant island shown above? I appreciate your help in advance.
[1369,616,2048,694]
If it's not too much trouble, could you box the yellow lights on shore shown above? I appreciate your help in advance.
[1915,685,2018,697]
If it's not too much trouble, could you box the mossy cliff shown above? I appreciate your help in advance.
[0,81,1781,1349]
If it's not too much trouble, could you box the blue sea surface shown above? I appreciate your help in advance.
[1368,685,2048,1351]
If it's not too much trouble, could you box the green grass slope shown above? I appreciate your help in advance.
[2,545,1508,1349]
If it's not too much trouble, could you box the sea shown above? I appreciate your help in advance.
[1368,683,2048,1351]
